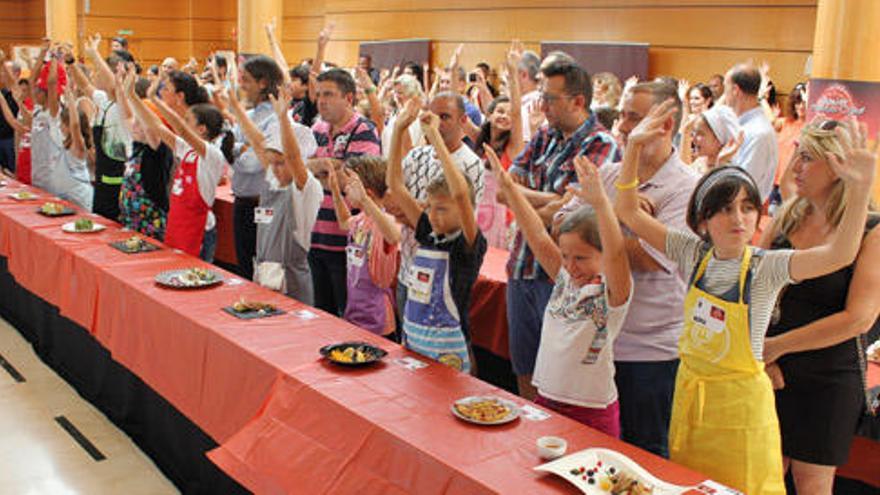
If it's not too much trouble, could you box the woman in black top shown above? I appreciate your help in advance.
[759,121,880,494]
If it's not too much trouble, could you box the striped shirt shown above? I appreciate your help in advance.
[665,229,794,360]
[507,114,620,280]
[310,114,381,252]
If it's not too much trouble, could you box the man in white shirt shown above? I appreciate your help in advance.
[517,51,542,143]
[724,64,778,202]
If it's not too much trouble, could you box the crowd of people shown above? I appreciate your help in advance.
[0,25,877,495]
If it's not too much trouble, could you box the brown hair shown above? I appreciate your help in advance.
[559,205,602,251]
[426,174,476,206]
[345,155,388,198]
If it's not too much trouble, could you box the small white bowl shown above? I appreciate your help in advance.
[537,436,567,460]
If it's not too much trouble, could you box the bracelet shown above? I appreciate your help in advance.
[365,86,376,95]
[614,178,639,190]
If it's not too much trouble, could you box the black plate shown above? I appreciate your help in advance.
[319,341,388,367]
[37,207,76,217]
[222,305,286,320]
[109,240,161,254]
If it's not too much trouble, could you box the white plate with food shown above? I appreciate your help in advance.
[9,191,38,200]
[155,267,223,289]
[534,448,687,495]
[62,218,106,233]
[451,395,521,426]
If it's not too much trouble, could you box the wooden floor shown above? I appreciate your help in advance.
[0,317,177,495]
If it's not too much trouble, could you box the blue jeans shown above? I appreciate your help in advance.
[0,137,14,173]
[200,227,217,263]
[506,277,554,376]
[614,359,679,458]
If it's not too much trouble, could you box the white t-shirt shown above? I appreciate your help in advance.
[174,136,226,231]
[532,270,632,408]
[380,115,424,158]
[29,107,65,190]
[92,89,132,159]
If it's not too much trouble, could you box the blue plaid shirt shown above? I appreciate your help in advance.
[507,114,620,280]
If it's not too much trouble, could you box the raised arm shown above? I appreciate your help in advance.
[46,58,60,118]
[345,169,401,245]
[421,110,478,246]
[613,100,677,253]
[125,78,174,150]
[271,93,310,190]
[0,89,28,134]
[219,88,269,168]
[64,85,86,160]
[788,122,876,281]
[505,42,525,158]
[386,97,423,228]
[113,66,136,136]
[486,145,561,279]
[571,156,632,306]
[326,160,351,230]
[356,67,385,135]
[265,18,291,87]
[83,34,116,99]
[150,95,209,158]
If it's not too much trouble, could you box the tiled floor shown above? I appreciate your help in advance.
[0,317,178,495]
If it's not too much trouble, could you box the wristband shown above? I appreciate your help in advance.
[614,178,639,191]
[365,86,376,95]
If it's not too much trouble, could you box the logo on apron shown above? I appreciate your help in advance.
[438,353,464,371]
[685,296,732,362]
[407,266,435,305]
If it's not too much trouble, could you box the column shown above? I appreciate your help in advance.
[238,0,283,56]
[45,0,78,46]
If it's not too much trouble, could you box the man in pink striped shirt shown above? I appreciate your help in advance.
[309,68,381,315]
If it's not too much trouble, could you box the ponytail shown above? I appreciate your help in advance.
[220,130,235,164]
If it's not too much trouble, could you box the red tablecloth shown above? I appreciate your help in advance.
[213,185,513,359]
[1,179,712,494]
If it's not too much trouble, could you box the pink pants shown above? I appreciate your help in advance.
[535,394,621,438]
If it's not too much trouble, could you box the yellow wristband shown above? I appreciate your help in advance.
[614,178,639,190]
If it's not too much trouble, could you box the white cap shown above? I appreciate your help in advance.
[264,135,284,154]
[701,105,740,146]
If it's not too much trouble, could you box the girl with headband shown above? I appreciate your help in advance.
[614,99,876,495]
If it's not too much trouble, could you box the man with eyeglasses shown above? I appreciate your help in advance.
[505,52,619,400]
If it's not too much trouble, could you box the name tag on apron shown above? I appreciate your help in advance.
[254,207,275,224]
[171,177,183,196]
[407,266,435,304]
[346,245,366,268]
[693,297,726,334]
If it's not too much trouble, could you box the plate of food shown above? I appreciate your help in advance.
[155,267,223,289]
[534,448,687,495]
[319,342,388,367]
[110,235,160,254]
[9,190,37,201]
[867,340,880,364]
[451,396,521,426]
[62,218,106,233]
[38,201,75,217]
[223,298,285,319]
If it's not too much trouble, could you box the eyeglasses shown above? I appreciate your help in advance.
[540,92,575,104]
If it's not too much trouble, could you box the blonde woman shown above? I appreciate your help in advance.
[759,120,880,495]
[591,72,622,111]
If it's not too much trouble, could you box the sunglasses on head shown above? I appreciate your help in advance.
[819,120,840,131]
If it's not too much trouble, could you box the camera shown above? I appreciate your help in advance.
[468,72,478,83]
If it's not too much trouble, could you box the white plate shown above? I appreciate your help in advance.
[534,448,687,495]
[62,221,106,233]
[9,192,38,200]
[451,395,520,426]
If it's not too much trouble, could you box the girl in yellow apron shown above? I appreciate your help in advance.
[613,101,876,494]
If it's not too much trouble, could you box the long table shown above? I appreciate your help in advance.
[0,178,713,494]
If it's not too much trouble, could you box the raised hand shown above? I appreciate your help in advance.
[418,110,441,139]
[627,98,677,147]
[318,23,335,47]
[268,93,288,118]
[395,95,422,130]
[449,43,464,70]
[717,130,744,165]
[569,155,609,208]
[484,144,514,191]
[527,100,545,134]
[355,67,375,92]
[826,120,879,188]
[343,170,367,204]
[758,61,771,100]
[677,79,690,102]
[86,33,102,53]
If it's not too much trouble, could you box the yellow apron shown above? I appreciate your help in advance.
[669,248,785,495]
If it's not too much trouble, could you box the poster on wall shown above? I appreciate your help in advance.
[807,78,880,200]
